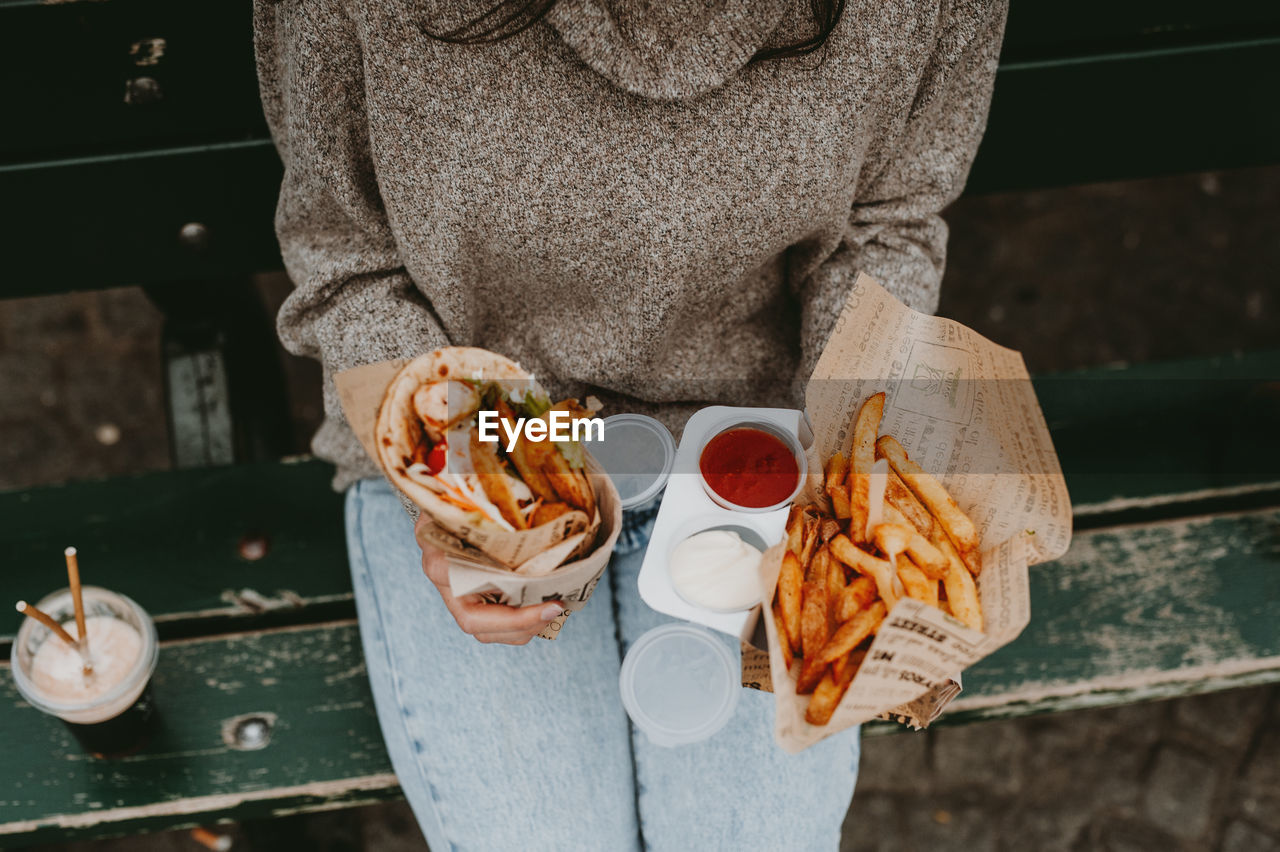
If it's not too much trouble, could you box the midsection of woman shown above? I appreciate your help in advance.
[256,2,1006,847]
[257,0,1004,490]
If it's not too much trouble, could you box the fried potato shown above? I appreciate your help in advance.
[517,404,597,518]
[795,655,826,695]
[827,546,847,619]
[938,537,983,632]
[796,547,834,694]
[876,435,981,574]
[832,647,868,684]
[825,454,851,517]
[772,597,794,660]
[828,484,852,519]
[806,648,868,725]
[848,392,885,542]
[469,431,529,529]
[519,427,593,514]
[549,398,596,420]
[509,440,558,502]
[799,516,820,566]
[956,545,982,578]
[836,575,878,623]
[874,517,948,579]
[800,549,831,660]
[805,668,842,725]
[778,551,804,649]
[886,469,935,538]
[896,555,939,607]
[530,501,573,527]
[496,399,558,502]
[776,394,994,724]
[786,506,807,555]
[825,452,848,493]
[829,534,900,611]
[818,600,887,666]
[871,522,910,559]
[543,463,596,520]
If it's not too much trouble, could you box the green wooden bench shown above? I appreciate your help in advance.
[3,0,1280,845]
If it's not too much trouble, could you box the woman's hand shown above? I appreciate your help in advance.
[416,513,564,645]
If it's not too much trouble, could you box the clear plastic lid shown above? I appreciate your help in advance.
[618,623,740,747]
[591,414,676,511]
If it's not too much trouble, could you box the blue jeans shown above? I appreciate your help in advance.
[346,478,859,851]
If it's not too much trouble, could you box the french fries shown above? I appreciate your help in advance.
[817,600,887,666]
[874,517,948,579]
[769,394,987,725]
[848,393,884,542]
[805,650,866,725]
[896,555,938,607]
[876,435,981,576]
[797,548,832,693]
[885,469,935,538]
[830,534,900,611]
[825,453,852,519]
[778,551,803,654]
[938,537,983,632]
[836,575,877,623]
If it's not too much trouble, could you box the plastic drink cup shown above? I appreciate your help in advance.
[11,586,160,758]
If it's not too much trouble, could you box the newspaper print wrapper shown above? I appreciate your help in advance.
[335,359,623,641]
[747,273,1073,752]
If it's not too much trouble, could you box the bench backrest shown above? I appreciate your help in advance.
[2,1,1278,300]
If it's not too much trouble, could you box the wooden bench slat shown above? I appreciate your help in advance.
[966,36,1280,192]
[1031,350,1280,510]
[999,2,1280,61]
[0,141,284,299]
[0,622,397,846]
[0,459,348,648]
[3,0,1276,165]
[3,352,1276,647]
[937,506,1280,726]
[4,504,1277,839]
[0,0,265,163]
[3,20,1279,295]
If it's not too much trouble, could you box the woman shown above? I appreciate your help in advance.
[255,1,1006,848]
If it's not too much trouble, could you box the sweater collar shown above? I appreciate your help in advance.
[546,0,789,100]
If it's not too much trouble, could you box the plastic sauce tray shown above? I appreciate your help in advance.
[636,405,813,641]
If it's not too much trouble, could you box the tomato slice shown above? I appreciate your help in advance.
[426,439,448,475]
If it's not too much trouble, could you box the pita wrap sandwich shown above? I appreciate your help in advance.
[376,348,601,555]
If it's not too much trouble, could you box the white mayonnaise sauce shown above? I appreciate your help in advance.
[668,530,763,612]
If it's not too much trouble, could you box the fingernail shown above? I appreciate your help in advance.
[540,604,563,621]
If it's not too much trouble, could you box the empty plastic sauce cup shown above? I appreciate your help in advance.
[591,414,676,512]
[619,623,740,747]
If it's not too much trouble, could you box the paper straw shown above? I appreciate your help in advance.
[64,547,94,675]
[15,601,78,647]
[190,828,233,851]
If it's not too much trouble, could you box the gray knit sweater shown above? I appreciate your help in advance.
[254,0,1007,491]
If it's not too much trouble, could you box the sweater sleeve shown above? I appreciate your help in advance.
[255,0,449,483]
[796,0,1007,378]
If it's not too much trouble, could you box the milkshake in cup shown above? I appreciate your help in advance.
[12,586,160,757]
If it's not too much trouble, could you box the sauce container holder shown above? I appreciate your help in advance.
[617,405,808,747]
[634,405,810,642]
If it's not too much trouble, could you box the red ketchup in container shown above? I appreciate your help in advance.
[699,427,801,509]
